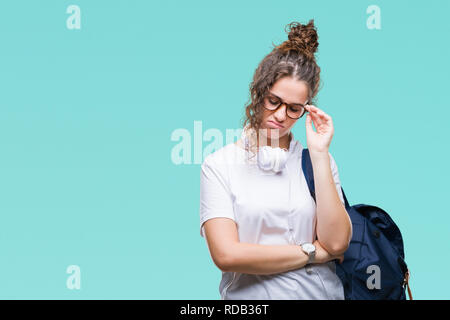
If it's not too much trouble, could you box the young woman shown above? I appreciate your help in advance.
[199,20,352,300]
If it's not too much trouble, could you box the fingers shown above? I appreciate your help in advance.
[305,105,321,128]
[305,112,313,134]
[305,105,333,132]
[306,105,326,128]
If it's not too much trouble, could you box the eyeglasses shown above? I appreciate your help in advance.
[263,91,309,119]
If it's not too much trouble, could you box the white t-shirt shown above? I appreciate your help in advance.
[199,132,346,300]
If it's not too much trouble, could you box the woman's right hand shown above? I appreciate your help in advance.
[313,240,344,264]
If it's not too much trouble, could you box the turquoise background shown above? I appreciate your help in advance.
[0,0,448,299]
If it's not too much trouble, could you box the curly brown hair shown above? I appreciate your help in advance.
[240,19,321,158]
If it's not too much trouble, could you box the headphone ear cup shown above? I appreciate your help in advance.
[257,146,288,173]
[241,125,290,173]
[273,148,288,172]
[276,149,289,172]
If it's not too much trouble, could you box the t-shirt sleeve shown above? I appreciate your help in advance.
[328,152,345,206]
[199,156,236,238]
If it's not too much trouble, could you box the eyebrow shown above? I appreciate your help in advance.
[268,92,307,106]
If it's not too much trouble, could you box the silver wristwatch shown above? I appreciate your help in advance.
[300,242,316,264]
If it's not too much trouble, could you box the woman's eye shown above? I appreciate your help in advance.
[269,99,279,105]
[289,107,300,112]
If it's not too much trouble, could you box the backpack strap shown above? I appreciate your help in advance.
[301,148,351,209]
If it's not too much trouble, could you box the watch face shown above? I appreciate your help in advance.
[302,243,315,253]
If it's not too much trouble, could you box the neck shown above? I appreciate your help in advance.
[257,132,291,150]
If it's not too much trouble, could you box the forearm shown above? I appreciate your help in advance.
[223,242,310,275]
[310,151,352,255]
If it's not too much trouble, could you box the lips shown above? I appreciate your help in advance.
[267,120,284,129]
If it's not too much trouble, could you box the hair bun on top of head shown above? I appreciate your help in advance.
[276,19,319,60]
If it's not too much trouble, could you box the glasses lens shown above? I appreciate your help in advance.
[264,96,280,110]
[287,106,305,119]
[264,94,307,119]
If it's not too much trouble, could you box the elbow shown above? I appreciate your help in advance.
[327,241,350,256]
[214,252,235,273]
[322,233,351,256]
[329,217,352,255]
[327,230,352,255]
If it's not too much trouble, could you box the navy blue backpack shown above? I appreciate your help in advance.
[301,148,412,300]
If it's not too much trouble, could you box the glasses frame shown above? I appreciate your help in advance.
[263,91,309,119]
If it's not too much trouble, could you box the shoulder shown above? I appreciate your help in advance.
[200,144,237,193]
[202,142,239,168]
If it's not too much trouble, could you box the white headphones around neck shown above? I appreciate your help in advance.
[257,145,289,173]
[242,127,291,174]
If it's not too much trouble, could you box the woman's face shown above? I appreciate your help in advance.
[260,76,310,141]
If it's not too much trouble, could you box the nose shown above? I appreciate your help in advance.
[273,103,287,121]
